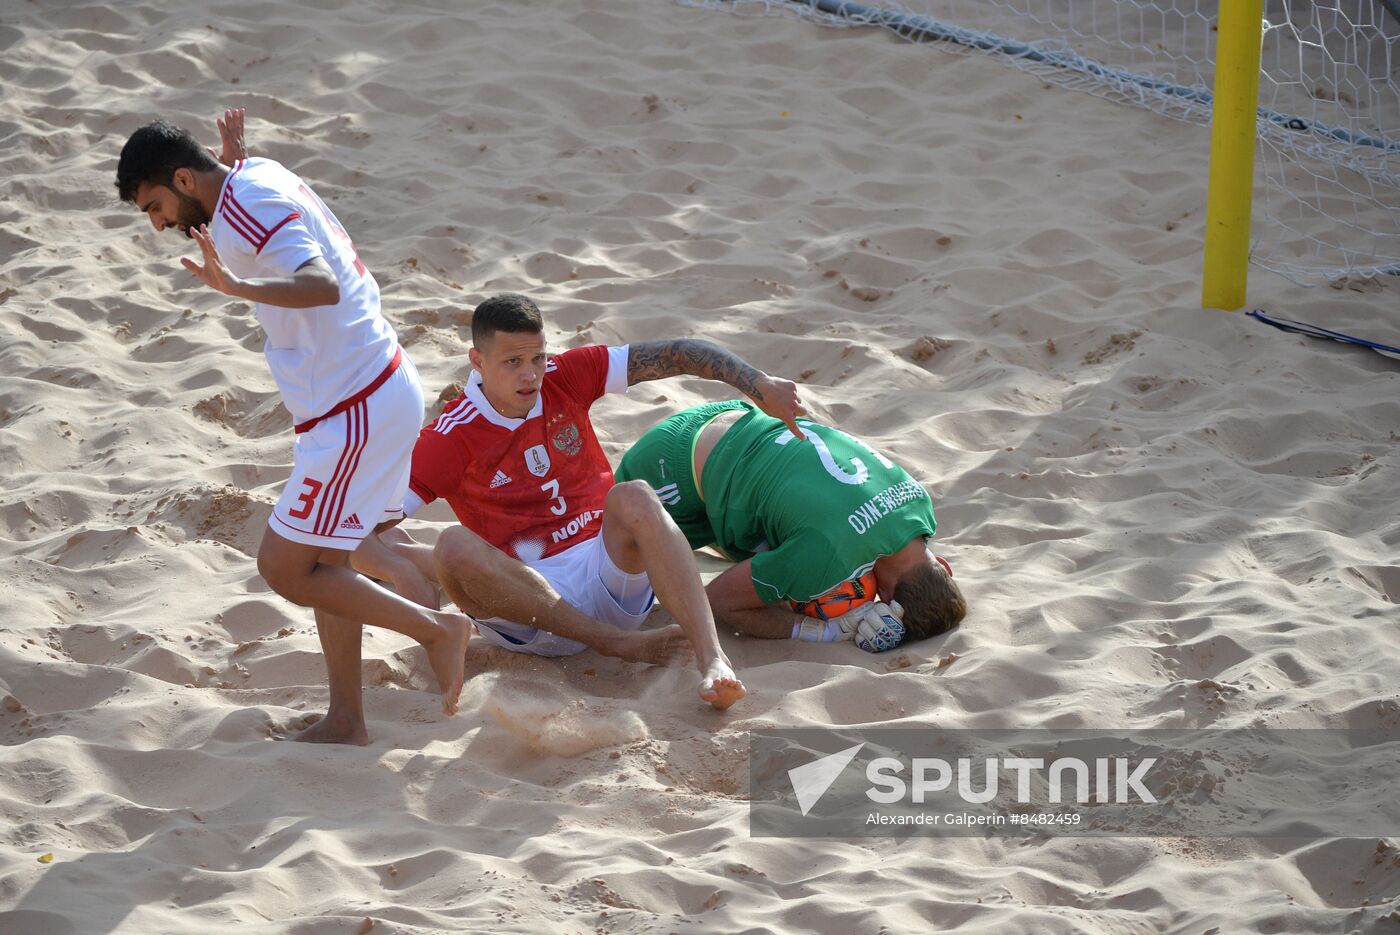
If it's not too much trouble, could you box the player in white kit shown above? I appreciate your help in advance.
[117,110,470,744]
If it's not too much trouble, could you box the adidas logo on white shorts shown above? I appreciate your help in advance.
[490,470,512,488]
[339,513,365,531]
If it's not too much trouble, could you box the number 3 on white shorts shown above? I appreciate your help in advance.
[774,420,894,486]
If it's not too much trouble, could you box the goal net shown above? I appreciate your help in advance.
[678,0,1400,283]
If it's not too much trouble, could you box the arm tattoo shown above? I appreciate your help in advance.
[627,339,764,399]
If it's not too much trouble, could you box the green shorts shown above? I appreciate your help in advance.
[614,400,753,550]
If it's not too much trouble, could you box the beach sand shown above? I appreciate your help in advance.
[1,1,1397,932]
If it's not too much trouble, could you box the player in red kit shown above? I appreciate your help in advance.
[354,294,807,709]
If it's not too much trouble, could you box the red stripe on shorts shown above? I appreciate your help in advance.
[325,402,370,538]
[314,402,363,537]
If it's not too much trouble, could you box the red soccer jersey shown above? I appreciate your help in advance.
[406,344,630,562]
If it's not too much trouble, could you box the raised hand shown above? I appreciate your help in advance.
[751,373,808,440]
[212,107,247,166]
[181,225,242,297]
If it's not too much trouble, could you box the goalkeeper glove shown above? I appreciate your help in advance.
[846,600,905,653]
[791,600,905,652]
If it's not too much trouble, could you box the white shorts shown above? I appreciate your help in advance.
[268,355,424,551]
[474,531,656,657]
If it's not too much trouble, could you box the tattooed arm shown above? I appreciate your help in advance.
[627,338,763,391]
[627,338,808,437]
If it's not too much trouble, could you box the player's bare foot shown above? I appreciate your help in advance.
[290,712,369,746]
[608,624,692,666]
[699,658,746,711]
[424,613,471,715]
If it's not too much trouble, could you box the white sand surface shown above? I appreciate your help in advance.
[1,1,1397,932]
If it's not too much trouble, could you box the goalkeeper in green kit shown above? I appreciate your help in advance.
[615,401,966,652]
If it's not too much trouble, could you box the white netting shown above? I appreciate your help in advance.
[677,0,1400,283]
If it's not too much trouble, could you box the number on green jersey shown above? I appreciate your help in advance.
[774,420,895,486]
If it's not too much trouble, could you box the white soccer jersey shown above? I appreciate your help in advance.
[207,157,397,427]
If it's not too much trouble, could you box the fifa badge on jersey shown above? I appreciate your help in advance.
[524,444,552,477]
[551,422,582,456]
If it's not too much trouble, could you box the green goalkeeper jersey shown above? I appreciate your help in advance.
[616,402,931,607]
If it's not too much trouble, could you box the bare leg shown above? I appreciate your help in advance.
[351,523,442,610]
[295,607,369,745]
[373,523,438,582]
[601,482,746,710]
[289,547,368,744]
[258,529,471,740]
[388,538,444,602]
[432,526,690,666]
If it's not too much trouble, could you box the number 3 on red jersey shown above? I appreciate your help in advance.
[541,479,567,516]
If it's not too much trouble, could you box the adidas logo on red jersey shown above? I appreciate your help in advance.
[490,470,512,488]
[339,513,365,531]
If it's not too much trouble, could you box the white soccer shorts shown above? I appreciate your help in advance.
[473,528,657,656]
[268,355,424,551]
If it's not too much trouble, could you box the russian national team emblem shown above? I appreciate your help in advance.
[524,444,551,477]
[551,422,582,456]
